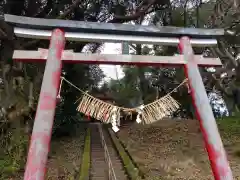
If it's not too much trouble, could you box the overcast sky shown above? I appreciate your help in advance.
[100,43,124,81]
[98,16,152,81]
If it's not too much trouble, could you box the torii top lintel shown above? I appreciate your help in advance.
[4,14,225,39]
[4,14,225,41]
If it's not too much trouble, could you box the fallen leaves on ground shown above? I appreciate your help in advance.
[46,124,86,179]
[118,118,240,180]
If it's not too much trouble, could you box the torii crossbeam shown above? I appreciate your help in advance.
[4,14,233,180]
[13,48,222,66]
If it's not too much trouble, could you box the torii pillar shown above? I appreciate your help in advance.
[23,29,65,179]
[179,37,233,179]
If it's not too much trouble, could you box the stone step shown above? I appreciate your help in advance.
[89,123,128,180]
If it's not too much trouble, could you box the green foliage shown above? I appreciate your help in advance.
[171,8,186,27]
[108,62,192,117]
[109,66,143,107]
[217,115,240,158]
[52,63,105,136]
[0,127,29,179]
[217,114,240,135]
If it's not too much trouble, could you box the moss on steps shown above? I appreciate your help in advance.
[107,128,143,180]
[78,128,91,180]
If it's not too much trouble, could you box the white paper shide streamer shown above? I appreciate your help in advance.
[111,106,120,132]
[136,105,144,123]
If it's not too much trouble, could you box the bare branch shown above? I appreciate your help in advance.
[23,0,82,48]
[110,0,156,22]
[218,41,238,67]
[58,0,82,19]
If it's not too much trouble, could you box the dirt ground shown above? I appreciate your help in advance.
[7,123,86,180]
[118,119,240,180]
[45,123,86,179]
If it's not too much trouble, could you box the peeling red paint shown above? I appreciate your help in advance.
[39,49,48,59]
[54,29,65,59]
[24,133,49,180]
[52,70,62,90]
[184,63,220,179]
[64,53,74,60]
[179,37,233,180]
[39,92,56,110]
[24,29,65,180]
[208,143,230,178]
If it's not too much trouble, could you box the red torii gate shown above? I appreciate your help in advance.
[4,14,233,180]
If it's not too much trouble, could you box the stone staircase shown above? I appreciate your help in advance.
[103,129,128,180]
[89,123,128,180]
[90,124,107,180]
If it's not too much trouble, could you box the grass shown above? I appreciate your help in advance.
[217,115,240,158]
[0,128,29,180]
[217,115,240,134]
[217,115,240,144]
[78,128,91,180]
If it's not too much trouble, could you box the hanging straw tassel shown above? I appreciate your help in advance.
[74,78,187,125]
[185,80,191,93]
[77,92,179,125]
[57,77,63,102]
[141,94,180,124]
[77,93,121,124]
[65,76,186,124]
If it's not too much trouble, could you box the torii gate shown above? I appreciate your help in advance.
[4,14,233,180]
